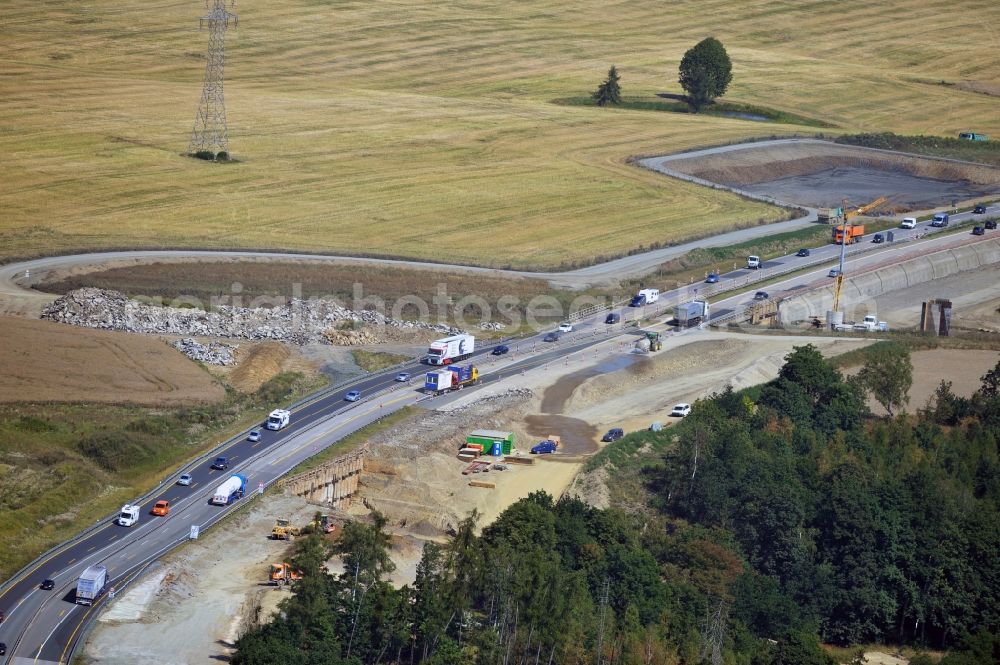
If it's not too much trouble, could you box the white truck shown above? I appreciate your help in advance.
[747,255,761,269]
[629,288,660,307]
[75,564,108,606]
[265,409,290,431]
[117,503,140,527]
[211,474,247,505]
[427,334,475,365]
[833,315,888,332]
[675,300,710,327]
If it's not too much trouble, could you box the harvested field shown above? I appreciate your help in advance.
[4,0,1000,267]
[660,141,1000,209]
[0,316,224,405]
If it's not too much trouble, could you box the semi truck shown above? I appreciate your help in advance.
[75,565,108,606]
[674,300,710,327]
[629,289,660,307]
[832,224,864,244]
[425,365,479,395]
[266,409,290,431]
[117,503,140,527]
[427,334,475,365]
[211,474,247,505]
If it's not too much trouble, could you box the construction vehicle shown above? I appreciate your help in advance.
[312,514,335,534]
[832,224,864,244]
[844,196,888,221]
[271,518,301,540]
[269,562,303,586]
[634,331,662,352]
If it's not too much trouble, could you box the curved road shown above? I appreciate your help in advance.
[0,204,996,664]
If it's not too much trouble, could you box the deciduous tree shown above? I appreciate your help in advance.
[678,37,733,111]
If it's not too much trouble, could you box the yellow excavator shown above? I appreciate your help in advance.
[844,196,889,221]
[270,518,301,540]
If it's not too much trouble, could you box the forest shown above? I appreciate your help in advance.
[233,345,1000,665]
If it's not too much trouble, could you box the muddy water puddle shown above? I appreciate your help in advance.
[527,353,652,455]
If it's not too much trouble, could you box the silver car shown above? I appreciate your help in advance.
[177,473,193,486]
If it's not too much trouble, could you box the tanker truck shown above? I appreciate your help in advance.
[211,474,247,506]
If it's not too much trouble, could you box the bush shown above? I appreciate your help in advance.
[193,150,215,160]
[126,416,175,436]
[216,151,230,161]
[14,415,59,433]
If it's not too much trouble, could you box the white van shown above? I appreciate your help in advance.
[747,255,761,269]
[900,217,917,229]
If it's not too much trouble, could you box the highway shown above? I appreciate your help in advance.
[0,204,996,664]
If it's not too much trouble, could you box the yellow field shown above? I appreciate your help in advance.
[2,0,998,269]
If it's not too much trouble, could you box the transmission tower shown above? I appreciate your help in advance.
[188,0,237,156]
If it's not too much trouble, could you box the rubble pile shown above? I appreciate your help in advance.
[173,338,237,366]
[41,288,460,344]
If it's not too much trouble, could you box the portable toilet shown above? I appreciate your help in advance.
[467,429,514,455]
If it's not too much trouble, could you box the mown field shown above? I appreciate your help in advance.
[3,0,998,268]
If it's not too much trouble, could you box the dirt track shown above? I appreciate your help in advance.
[662,140,1000,209]
[0,316,224,405]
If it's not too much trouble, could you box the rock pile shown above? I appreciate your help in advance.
[41,288,461,344]
[173,338,237,366]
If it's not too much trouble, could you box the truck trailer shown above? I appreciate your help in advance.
[211,474,247,506]
[75,565,108,606]
[427,334,475,365]
[425,365,479,395]
[674,300,710,328]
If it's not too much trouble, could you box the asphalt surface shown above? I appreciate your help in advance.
[0,204,997,664]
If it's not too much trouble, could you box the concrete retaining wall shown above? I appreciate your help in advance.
[779,238,1000,324]
[282,447,365,507]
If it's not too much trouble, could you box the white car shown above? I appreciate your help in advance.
[558,322,574,333]
[900,217,917,229]
[247,429,262,442]
[395,372,410,382]
[670,403,691,417]
[177,473,193,486]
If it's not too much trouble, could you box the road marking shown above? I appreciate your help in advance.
[86,546,96,552]
[67,558,75,565]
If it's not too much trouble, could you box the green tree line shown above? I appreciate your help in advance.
[232,345,1000,664]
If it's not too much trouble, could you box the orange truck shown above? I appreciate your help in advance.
[832,224,864,244]
[269,562,303,586]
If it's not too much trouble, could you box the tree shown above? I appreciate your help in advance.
[592,65,622,106]
[857,342,913,417]
[678,37,733,111]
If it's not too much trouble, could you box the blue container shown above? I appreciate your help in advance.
[492,442,502,456]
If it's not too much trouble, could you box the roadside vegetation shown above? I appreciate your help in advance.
[230,352,1000,664]
[350,350,410,373]
[837,132,1000,167]
[0,372,324,581]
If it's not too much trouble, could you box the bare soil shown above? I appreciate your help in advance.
[226,342,292,393]
[665,142,1000,210]
[0,316,224,405]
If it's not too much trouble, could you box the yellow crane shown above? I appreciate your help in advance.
[844,196,889,221]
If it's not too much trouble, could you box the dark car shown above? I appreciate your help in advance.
[974,205,987,214]
[491,345,509,355]
[211,456,229,470]
[987,220,998,230]
[543,332,560,342]
[705,272,719,284]
[605,312,620,324]
[973,226,985,236]
[796,248,811,257]
[530,440,558,454]
[602,428,624,442]
[41,579,55,590]
[753,291,769,300]
[0,641,6,655]
[872,233,884,243]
